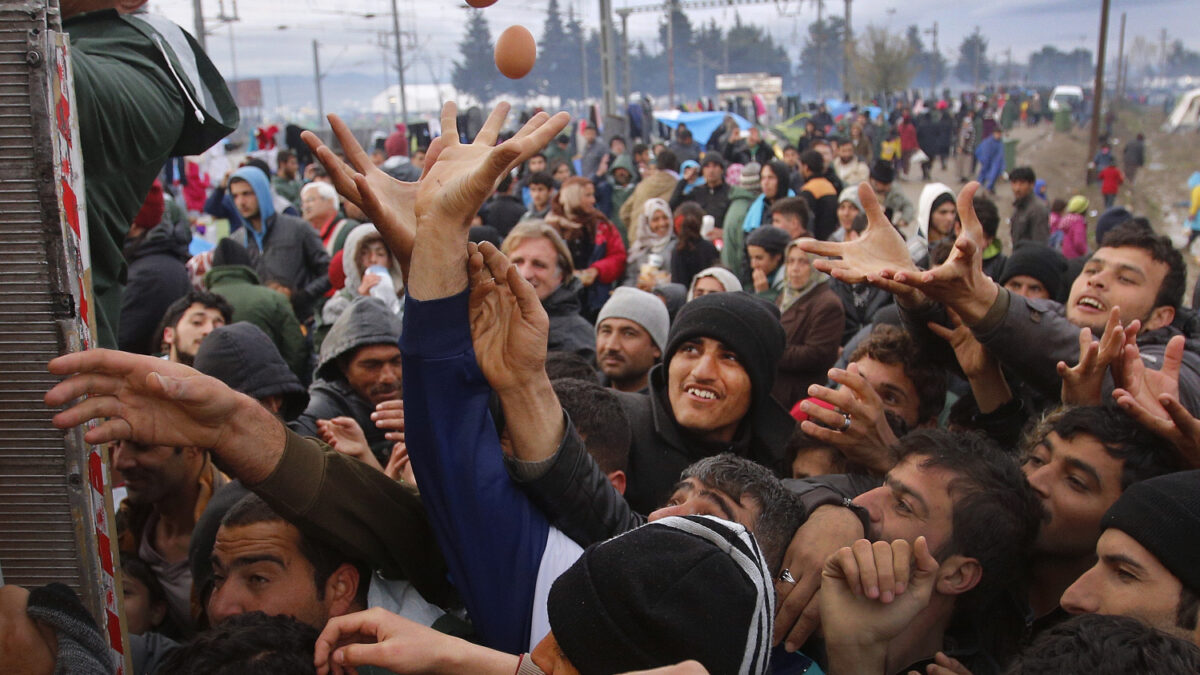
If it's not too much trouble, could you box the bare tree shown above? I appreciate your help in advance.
[853,25,916,97]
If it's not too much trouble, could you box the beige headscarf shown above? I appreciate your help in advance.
[777,238,826,311]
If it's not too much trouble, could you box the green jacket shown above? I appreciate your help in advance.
[205,265,308,378]
[67,10,237,348]
[720,186,760,287]
[272,176,303,205]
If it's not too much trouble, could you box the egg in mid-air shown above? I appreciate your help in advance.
[466,0,498,7]
[495,25,536,79]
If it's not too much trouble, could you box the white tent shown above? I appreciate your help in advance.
[1163,88,1200,132]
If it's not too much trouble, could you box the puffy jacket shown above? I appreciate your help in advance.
[544,277,596,360]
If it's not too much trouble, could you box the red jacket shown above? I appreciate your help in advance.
[1099,166,1124,195]
[588,219,627,284]
[899,120,919,152]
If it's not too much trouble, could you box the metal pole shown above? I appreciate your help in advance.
[390,0,408,122]
[193,0,206,50]
[667,0,675,107]
[313,40,325,128]
[814,0,822,97]
[843,0,851,98]
[598,0,617,117]
[620,11,631,106]
[1115,12,1126,103]
[1087,0,1110,183]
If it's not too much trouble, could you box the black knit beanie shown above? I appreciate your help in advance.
[212,237,252,268]
[25,583,113,675]
[745,225,792,257]
[546,515,773,675]
[999,241,1068,300]
[665,291,786,404]
[1094,207,1133,246]
[1101,470,1200,594]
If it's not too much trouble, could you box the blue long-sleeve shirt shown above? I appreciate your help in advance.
[974,136,1005,190]
[400,290,581,654]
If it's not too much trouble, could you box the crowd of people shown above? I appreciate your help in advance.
[6,4,1200,675]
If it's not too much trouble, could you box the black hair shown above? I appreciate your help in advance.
[1050,198,1067,215]
[848,324,947,424]
[545,350,598,381]
[276,149,295,164]
[496,171,514,194]
[798,149,825,175]
[156,611,319,675]
[769,197,812,232]
[674,201,707,251]
[973,195,1000,240]
[1006,614,1200,674]
[609,135,626,146]
[1034,404,1183,490]
[655,149,679,173]
[528,171,555,190]
[1009,166,1036,183]
[681,453,806,575]
[896,429,1043,664]
[762,160,793,201]
[552,378,631,475]
[220,494,369,609]
[631,143,648,156]
[677,128,692,141]
[241,157,272,178]
[1179,586,1200,632]
[121,555,172,635]
[155,290,234,355]
[1100,222,1187,310]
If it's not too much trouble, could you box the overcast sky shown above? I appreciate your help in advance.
[146,0,1199,86]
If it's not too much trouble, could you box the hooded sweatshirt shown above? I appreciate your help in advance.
[322,225,406,328]
[194,322,308,421]
[228,166,331,318]
[908,182,955,266]
[294,296,404,463]
[686,266,744,301]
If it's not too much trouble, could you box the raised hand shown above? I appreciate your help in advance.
[887,182,999,324]
[318,417,382,473]
[929,308,1012,414]
[796,182,919,289]
[1111,335,1184,426]
[44,349,284,484]
[798,363,901,476]
[371,399,406,444]
[302,115,423,278]
[1057,308,1129,406]
[821,537,940,671]
[384,443,417,486]
[467,241,550,395]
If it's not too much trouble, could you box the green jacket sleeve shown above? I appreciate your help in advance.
[253,429,454,607]
[272,295,309,378]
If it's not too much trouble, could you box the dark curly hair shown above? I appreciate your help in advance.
[156,611,319,674]
[848,324,947,425]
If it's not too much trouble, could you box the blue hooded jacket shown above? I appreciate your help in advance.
[230,166,275,251]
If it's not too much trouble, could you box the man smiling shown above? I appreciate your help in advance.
[618,292,795,514]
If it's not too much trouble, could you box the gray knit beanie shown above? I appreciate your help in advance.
[596,287,670,352]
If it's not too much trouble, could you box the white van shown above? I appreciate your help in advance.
[1048,85,1084,112]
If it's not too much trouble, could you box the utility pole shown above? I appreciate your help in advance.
[312,40,325,128]
[619,10,632,106]
[1160,29,1167,80]
[575,5,589,102]
[1115,12,1125,103]
[598,0,618,117]
[192,0,206,50]
[814,0,823,97]
[1087,0,1110,183]
[666,0,677,107]
[924,21,939,93]
[216,0,240,88]
[377,32,396,119]
[389,0,408,122]
[842,0,851,99]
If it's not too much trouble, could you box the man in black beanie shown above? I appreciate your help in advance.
[999,241,1069,302]
[618,291,796,514]
[868,159,915,230]
[1062,469,1200,646]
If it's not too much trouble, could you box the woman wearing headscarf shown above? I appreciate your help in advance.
[745,225,791,304]
[547,176,627,318]
[830,186,862,242]
[624,197,675,289]
[772,239,845,409]
[686,266,743,301]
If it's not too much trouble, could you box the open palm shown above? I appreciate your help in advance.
[797,182,918,284]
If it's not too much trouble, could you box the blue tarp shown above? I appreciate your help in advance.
[653,110,754,146]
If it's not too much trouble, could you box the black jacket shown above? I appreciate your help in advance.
[669,180,732,225]
[118,220,191,354]
[545,278,596,360]
[830,279,895,345]
[481,194,527,238]
[291,378,391,462]
[231,212,331,320]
